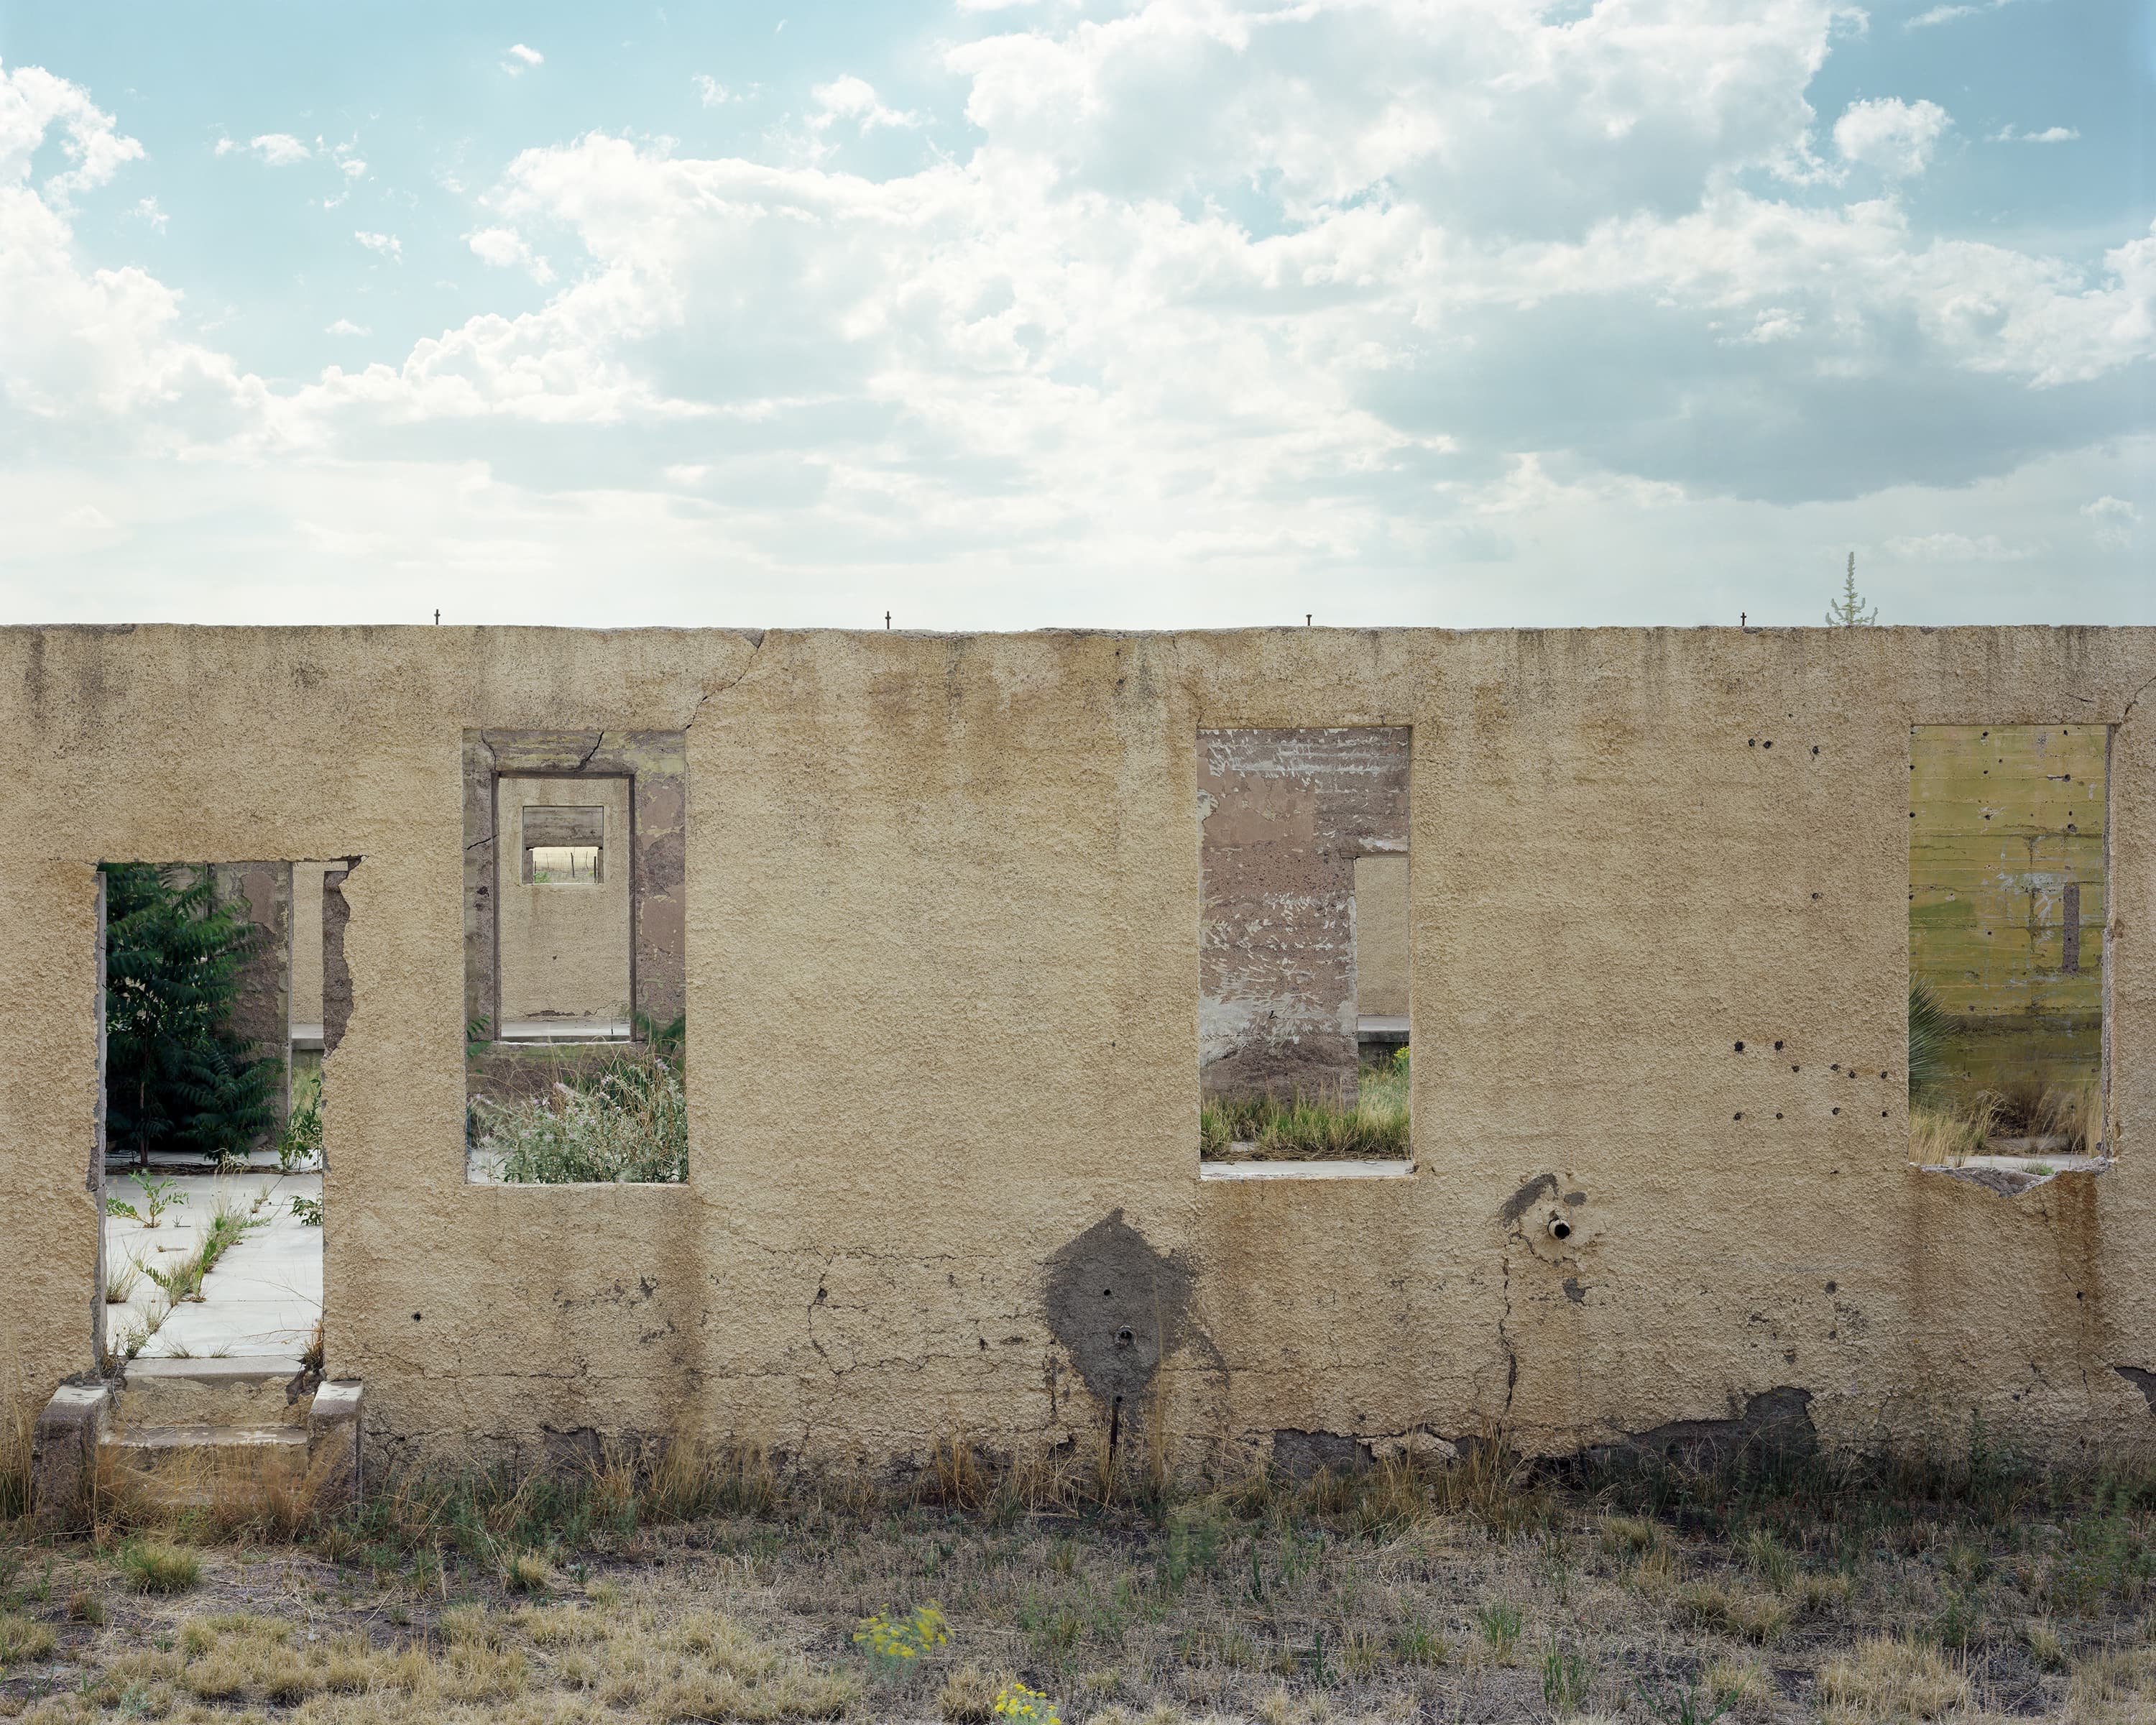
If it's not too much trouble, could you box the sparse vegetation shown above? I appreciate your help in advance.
[470,1047,688,1183]
[1201,1050,1409,1161]
[0,1422,2149,1721]
[117,1538,201,1593]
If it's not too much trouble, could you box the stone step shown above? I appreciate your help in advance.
[99,1425,313,1506]
[115,1358,311,1431]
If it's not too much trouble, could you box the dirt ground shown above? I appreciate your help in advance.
[0,1438,2152,1724]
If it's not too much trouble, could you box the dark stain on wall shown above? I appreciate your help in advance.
[1596,1385,1818,1473]
[1044,1211,1199,1419]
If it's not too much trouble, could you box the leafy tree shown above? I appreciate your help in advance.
[103,864,279,1165]
[1825,552,1878,626]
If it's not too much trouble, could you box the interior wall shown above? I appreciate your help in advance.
[0,625,2151,1473]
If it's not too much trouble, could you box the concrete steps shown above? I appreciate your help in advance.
[32,1361,361,1524]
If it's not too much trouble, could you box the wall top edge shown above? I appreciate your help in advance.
[1,623,2152,645]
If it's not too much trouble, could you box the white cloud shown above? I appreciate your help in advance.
[502,43,543,75]
[808,75,917,135]
[466,226,554,282]
[2082,494,2139,549]
[692,74,730,107]
[353,230,401,261]
[1907,0,2024,27]
[326,318,371,336]
[0,65,263,439]
[216,132,311,165]
[1833,97,1950,178]
[1990,124,2077,144]
[2,61,145,204]
[132,195,167,232]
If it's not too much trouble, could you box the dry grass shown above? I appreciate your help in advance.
[0,1432,2150,1722]
[1200,1059,1410,1162]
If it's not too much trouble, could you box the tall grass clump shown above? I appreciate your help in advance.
[1906,981,1955,1105]
[1201,1053,1409,1161]
[471,1052,686,1184]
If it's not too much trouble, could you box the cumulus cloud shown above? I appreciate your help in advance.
[466,225,554,282]
[692,74,730,107]
[1991,124,2077,144]
[502,43,543,75]
[2082,494,2139,549]
[808,75,917,134]
[1834,98,1950,178]
[353,229,401,261]
[326,318,370,336]
[0,64,263,439]
[6,6,2153,624]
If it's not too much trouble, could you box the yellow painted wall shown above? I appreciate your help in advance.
[0,625,2152,1474]
[1909,725,2106,1100]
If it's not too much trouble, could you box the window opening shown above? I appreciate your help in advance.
[1909,724,2109,1180]
[464,732,688,1184]
[1197,728,1411,1177]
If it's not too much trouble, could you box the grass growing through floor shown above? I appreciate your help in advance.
[1200,1052,1409,1162]
[470,1049,688,1184]
[6,1421,2156,1723]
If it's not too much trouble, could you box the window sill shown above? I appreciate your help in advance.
[1200,1159,1415,1182]
[1909,1154,2110,1197]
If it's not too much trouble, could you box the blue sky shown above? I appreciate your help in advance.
[1,0,2150,628]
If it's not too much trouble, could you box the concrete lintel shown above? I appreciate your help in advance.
[32,1381,113,1530]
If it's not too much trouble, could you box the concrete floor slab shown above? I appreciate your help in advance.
[103,1173,321,1360]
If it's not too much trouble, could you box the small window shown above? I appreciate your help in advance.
[1198,727,1411,1177]
[522,807,604,883]
[1909,724,2109,1182]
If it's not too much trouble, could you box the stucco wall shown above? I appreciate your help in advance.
[2,625,2154,1474]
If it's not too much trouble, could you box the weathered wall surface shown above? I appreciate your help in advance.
[1910,724,2106,1103]
[1199,729,1411,1100]
[1353,855,1411,1023]
[292,862,328,1034]
[1,625,2154,1474]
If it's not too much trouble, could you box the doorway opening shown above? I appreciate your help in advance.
[98,860,349,1364]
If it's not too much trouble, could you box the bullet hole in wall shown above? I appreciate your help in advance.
[1774,1040,1784,1050]
[1734,1041,1745,1052]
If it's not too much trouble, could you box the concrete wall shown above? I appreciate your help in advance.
[3,625,2155,1473]
[496,776,633,1029]
[1353,855,1411,1023]
[1911,724,2106,1104]
[292,862,328,1034]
